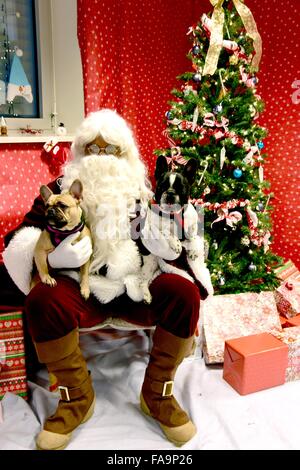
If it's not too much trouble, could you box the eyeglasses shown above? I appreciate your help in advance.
[86,143,120,156]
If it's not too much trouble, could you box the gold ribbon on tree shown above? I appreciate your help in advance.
[203,0,262,76]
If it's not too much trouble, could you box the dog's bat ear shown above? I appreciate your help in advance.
[183,158,198,185]
[40,185,53,204]
[155,155,169,181]
[69,179,83,201]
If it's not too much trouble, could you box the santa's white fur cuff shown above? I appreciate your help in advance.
[3,226,41,295]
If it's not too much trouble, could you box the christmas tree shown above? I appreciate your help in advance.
[155,0,282,294]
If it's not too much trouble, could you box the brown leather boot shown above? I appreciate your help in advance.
[140,326,197,446]
[34,329,95,450]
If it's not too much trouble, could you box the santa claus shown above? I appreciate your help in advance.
[3,109,209,450]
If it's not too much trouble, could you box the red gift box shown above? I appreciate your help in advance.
[0,311,28,400]
[223,333,288,395]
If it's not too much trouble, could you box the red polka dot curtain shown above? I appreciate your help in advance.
[77,0,300,267]
[0,143,71,260]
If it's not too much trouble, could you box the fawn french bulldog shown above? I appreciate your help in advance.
[33,179,91,299]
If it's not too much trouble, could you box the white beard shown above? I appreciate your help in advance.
[62,154,142,272]
[61,154,146,304]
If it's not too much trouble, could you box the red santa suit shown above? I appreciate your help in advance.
[3,176,202,341]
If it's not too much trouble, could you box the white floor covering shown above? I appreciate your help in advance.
[1,330,300,450]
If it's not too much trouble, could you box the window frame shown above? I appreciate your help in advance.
[5,0,55,131]
[4,0,84,135]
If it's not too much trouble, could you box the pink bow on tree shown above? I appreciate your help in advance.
[211,208,243,228]
[243,145,259,165]
[163,130,188,169]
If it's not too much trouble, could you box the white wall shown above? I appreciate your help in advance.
[51,0,84,133]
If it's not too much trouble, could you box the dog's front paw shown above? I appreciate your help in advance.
[188,250,199,261]
[41,274,57,287]
[169,236,182,255]
[80,285,90,300]
[143,290,152,305]
[124,275,144,302]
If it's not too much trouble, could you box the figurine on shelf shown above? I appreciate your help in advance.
[0,116,7,135]
[56,122,67,136]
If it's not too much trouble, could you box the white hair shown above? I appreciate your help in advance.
[71,108,152,203]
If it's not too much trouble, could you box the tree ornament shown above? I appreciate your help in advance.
[218,276,226,286]
[257,140,264,149]
[203,186,211,195]
[233,168,242,178]
[213,103,223,114]
[248,263,257,271]
[204,239,209,259]
[241,236,250,246]
[165,110,173,120]
[220,146,226,169]
[256,202,264,212]
[218,86,228,100]
[249,104,257,117]
[192,45,201,55]
[192,73,202,83]
[229,55,239,65]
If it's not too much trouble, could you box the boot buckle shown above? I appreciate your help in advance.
[162,380,174,397]
[58,385,70,402]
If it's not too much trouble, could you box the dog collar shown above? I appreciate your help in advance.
[149,199,184,219]
[149,199,184,217]
[46,220,85,248]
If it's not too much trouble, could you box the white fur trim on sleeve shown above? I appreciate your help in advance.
[188,260,214,296]
[3,226,41,295]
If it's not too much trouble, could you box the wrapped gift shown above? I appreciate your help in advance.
[0,311,28,400]
[274,279,300,319]
[275,260,300,282]
[201,291,282,364]
[272,326,300,382]
[223,333,288,395]
[274,260,300,318]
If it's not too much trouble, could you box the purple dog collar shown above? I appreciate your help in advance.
[46,221,85,247]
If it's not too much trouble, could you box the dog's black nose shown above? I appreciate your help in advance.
[166,191,176,204]
[47,207,56,217]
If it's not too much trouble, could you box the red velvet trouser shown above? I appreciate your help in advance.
[24,273,201,342]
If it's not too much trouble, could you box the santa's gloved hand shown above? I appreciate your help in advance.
[48,232,92,269]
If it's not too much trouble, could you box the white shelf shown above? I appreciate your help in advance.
[0,133,74,144]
